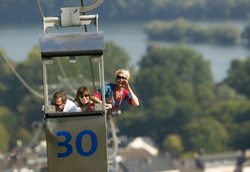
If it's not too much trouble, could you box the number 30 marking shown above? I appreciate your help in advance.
[56,130,98,158]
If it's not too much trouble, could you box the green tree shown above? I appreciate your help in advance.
[17,95,43,129]
[129,46,214,146]
[104,41,132,82]
[205,88,250,151]
[0,122,9,152]
[0,106,18,132]
[2,0,250,23]
[214,83,246,102]
[211,25,240,44]
[145,19,240,44]
[136,46,214,110]
[231,121,250,150]
[163,134,184,156]
[0,106,18,150]
[17,46,43,87]
[207,100,249,128]
[183,116,228,152]
[242,22,250,46]
[226,57,250,98]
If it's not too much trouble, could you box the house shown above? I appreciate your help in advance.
[196,151,243,172]
[117,137,180,172]
[242,160,250,172]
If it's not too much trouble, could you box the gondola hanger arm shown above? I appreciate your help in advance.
[79,0,104,12]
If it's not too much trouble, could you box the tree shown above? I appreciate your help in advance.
[214,83,246,102]
[104,41,132,82]
[226,57,250,98]
[0,122,9,152]
[136,46,214,111]
[205,100,250,150]
[0,102,15,152]
[163,134,184,157]
[0,106,18,132]
[183,116,228,152]
[231,121,250,150]
[17,95,43,129]
[127,46,215,146]
[207,100,250,128]
[242,21,250,46]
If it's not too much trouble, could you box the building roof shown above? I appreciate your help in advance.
[127,137,159,156]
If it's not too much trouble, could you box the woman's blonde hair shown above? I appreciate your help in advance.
[115,69,130,80]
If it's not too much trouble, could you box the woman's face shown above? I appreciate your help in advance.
[116,72,127,86]
[79,93,90,105]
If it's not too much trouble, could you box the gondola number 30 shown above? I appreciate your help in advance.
[56,130,98,158]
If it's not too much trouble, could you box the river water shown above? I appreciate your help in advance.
[0,21,250,82]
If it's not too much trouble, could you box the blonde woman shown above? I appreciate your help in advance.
[93,69,139,112]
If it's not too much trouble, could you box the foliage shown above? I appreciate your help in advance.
[206,99,250,150]
[0,106,18,132]
[0,122,9,152]
[0,106,19,150]
[145,19,241,44]
[242,22,250,46]
[207,100,250,126]
[100,0,250,20]
[128,46,215,149]
[17,95,43,129]
[214,83,247,102]
[210,25,241,44]
[226,57,250,98]
[119,45,250,153]
[183,116,228,152]
[231,121,250,149]
[17,46,43,87]
[2,0,250,23]
[136,46,214,109]
[163,134,184,157]
[118,109,148,137]
[103,41,132,82]
[0,50,18,104]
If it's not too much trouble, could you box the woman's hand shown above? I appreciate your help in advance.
[105,103,112,110]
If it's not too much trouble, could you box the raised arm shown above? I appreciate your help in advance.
[123,80,139,106]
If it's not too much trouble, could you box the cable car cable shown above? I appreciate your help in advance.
[80,0,88,32]
[35,0,45,20]
[0,52,44,99]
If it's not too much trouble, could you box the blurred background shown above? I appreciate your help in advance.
[1,0,250,171]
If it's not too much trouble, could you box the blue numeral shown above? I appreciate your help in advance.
[76,130,97,156]
[56,130,98,158]
[56,131,73,158]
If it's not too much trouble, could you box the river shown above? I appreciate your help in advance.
[0,21,250,82]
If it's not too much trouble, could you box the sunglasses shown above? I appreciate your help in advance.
[80,94,90,98]
[116,75,127,80]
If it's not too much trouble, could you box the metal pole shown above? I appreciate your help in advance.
[42,60,49,113]
[100,55,105,111]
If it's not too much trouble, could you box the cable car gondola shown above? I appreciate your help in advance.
[36,1,119,171]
